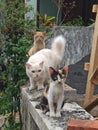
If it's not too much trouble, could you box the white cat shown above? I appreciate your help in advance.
[26,36,66,90]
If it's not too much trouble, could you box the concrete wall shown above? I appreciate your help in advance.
[20,86,94,130]
[25,0,37,22]
[45,25,94,66]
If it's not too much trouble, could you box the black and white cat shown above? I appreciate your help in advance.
[35,66,68,117]
[48,67,66,117]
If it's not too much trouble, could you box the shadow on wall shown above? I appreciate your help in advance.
[66,54,98,94]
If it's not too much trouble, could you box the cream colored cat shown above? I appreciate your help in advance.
[28,31,46,56]
[26,35,66,90]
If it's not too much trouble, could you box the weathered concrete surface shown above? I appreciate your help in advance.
[29,102,94,130]
[64,84,77,102]
[0,116,4,130]
[45,25,94,66]
[21,83,77,101]
[20,85,94,130]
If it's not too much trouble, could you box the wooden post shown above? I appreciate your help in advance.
[90,66,98,85]
[83,5,98,108]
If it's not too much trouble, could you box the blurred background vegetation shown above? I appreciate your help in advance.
[0,0,35,129]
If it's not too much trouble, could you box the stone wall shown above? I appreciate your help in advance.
[45,25,94,66]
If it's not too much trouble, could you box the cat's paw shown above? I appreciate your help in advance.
[29,86,36,91]
[46,112,50,116]
[50,112,55,117]
[55,112,61,117]
[37,85,44,90]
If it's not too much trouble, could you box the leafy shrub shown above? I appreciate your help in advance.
[62,16,83,26]
[0,0,35,129]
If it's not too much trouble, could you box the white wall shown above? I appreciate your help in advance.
[25,0,37,21]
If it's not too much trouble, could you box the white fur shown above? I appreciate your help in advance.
[47,76,64,117]
[26,36,66,90]
[51,35,65,59]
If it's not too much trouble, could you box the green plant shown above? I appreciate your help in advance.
[88,18,95,26]
[51,0,76,25]
[0,0,35,129]
[37,13,56,32]
[0,0,5,50]
[62,16,84,26]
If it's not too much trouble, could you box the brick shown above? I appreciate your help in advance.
[67,118,98,130]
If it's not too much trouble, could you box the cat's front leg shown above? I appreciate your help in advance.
[55,111,61,117]
[56,95,64,117]
[50,110,55,117]
[48,101,55,117]
[29,78,36,90]
[37,81,44,90]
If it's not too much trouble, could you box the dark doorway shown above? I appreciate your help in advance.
[62,0,98,26]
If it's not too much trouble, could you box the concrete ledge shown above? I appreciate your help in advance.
[21,83,77,101]
[29,101,94,130]
[20,84,94,130]
[64,84,77,102]
[0,116,4,130]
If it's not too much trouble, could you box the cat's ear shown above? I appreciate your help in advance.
[26,63,32,69]
[49,67,55,75]
[42,31,46,35]
[39,61,44,67]
[61,65,69,76]
[32,31,36,35]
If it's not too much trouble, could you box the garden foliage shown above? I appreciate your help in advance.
[0,0,35,129]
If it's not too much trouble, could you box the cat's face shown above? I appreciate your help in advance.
[49,67,67,85]
[33,31,46,43]
[26,61,44,81]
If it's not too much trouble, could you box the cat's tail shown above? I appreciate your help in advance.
[51,35,66,59]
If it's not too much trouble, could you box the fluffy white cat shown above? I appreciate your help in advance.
[26,35,66,90]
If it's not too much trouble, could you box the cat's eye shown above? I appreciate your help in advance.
[32,70,35,73]
[40,36,43,39]
[35,36,39,39]
[54,77,57,80]
[59,74,63,79]
[38,69,41,72]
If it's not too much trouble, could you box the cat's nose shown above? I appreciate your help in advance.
[58,81,62,84]
[36,74,38,77]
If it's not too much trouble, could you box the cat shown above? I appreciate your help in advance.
[28,31,46,56]
[35,95,49,113]
[35,65,68,116]
[47,67,67,117]
[26,35,66,90]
